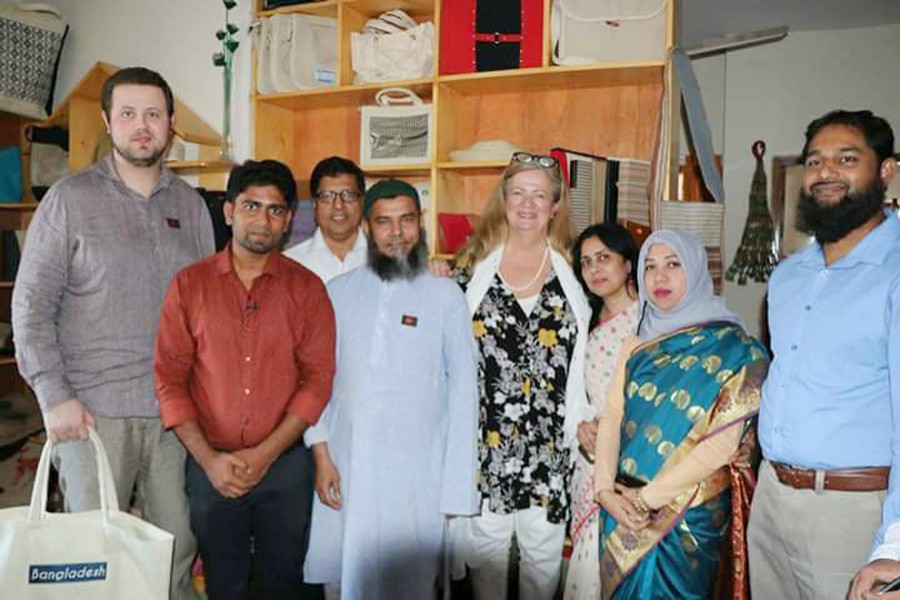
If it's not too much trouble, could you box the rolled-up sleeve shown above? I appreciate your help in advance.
[12,188,74,412]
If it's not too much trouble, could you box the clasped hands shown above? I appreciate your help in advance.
[596,484,655,531]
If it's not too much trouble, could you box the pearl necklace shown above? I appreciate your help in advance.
[500,245,549,293]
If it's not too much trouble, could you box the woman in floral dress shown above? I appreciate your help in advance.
[450,152,591,599]
[564,223,640,600]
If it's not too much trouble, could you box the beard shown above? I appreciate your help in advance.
[796,178,886,244]
[111,132,170,168]
[237,230,283,255]
[367,231,428,281]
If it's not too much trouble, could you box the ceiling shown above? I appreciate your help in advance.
[680,0,900,48]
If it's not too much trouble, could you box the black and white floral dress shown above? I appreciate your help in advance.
[459,268,578,524]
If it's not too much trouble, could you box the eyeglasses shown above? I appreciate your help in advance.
[315,189,361,204]
[511,151,559,170]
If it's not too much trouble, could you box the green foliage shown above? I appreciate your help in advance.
[212,0,239,69]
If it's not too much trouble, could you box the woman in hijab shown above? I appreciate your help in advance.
[593,229,769,600]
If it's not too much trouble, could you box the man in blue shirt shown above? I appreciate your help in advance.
[748,110,899,600]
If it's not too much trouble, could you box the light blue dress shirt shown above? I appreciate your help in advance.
[761,211,900,551]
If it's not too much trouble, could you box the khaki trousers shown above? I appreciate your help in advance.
[748,460,883,600]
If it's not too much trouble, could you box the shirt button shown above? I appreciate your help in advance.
[790,344,798,351]
[820,269,828,276]
[244,388,250,395]
[804,305,811,311]
[245,356,251,362]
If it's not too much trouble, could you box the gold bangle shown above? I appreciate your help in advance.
[632,489,652,514]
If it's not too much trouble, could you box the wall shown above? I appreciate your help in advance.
[49,0,254,161]
[690,23,900,336]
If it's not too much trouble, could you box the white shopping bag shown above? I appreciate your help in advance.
[0,429,174,599]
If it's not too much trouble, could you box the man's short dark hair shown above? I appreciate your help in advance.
[310,156,365,197]
[226,160,298,211]
[101,67,175,119]
[802,110,895,164]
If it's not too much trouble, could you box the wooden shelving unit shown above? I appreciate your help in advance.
[252,0,678,254]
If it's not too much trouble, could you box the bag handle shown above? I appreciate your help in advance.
[15,2,62,18]
[374,87,423,107]
[555,0,666,23]
[28,427,120,523]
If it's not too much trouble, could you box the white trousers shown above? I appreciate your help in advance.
[466,504,566,600]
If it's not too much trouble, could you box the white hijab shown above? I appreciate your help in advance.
[637,229,742,340]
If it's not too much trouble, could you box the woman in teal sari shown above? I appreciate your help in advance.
[593,230,768,600]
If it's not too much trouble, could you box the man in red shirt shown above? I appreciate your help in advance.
[155,159,335,599]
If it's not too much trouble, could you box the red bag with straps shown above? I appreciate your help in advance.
[440,0,544,75]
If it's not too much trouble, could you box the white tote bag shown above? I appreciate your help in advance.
[290,13,337,89]
[350,21,434,83]
[269,13,296,92]
[0,429,175,599]
[360,87,432,167]
[551,0,666,65]
[255,15,275,94]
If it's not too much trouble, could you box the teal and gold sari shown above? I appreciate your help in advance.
[599,322,768,600]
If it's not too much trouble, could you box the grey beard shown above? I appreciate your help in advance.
[367,232,428,281]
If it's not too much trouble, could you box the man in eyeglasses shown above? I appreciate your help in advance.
[283,156,367,283]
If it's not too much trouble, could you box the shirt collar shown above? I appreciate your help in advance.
[95,154,176,195]
[799,210,900,269]
[215,243,286,279]
[311,227,367,254]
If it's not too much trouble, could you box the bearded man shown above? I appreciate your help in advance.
[747,110,900,600]
[303,179,480,600]
[13,66,214,599]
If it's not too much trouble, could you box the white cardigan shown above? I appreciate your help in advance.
[464,244,592,449]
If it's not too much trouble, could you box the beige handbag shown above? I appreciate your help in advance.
[359,87,432,167]
[551,0,666,65]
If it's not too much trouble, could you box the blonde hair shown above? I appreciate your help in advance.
[456,161,574,268]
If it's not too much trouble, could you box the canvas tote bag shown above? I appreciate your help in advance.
[360,87,432,167]
[654,47,727,292]
[351,10,434,83]
[551,0,666,65]
[0,428,174,599]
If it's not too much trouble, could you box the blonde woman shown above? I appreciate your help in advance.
[451,153,591,600]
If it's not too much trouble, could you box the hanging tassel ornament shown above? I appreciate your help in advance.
[725,140,779,285]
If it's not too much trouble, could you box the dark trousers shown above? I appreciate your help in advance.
[186,443,322,600]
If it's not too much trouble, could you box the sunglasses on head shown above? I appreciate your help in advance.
[511,151,559,170]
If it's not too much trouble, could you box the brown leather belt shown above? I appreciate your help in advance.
[771,462,889,492]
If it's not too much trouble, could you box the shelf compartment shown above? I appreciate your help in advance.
[435,70,662,164]
[434,167,502,216]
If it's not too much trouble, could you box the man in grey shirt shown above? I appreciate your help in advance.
[12,67,214,600]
